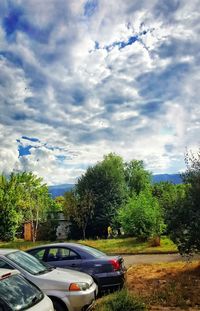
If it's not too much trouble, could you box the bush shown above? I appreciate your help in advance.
[91,290,147,311]
[118,191,165,241]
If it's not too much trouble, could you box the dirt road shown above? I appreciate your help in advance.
[123,253,199,267]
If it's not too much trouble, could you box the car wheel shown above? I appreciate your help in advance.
[52,299,66,311]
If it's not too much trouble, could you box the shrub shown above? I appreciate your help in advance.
[91,289,147,311]
[118,191,165,241]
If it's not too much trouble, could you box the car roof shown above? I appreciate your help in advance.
[29,242,84,248]
[28,242,90,251]
[0,249,18,255]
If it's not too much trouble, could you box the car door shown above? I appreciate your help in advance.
[45,247,83,271]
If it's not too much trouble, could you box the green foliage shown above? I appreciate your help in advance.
[167,150,200,254]
[16,172,51,241]
[152,182,187,230]
[75,153,127,237]
[125,160,152,196]
[64,190,94,239]
[92,290,147,311]
[0,172,53,241]
[54,196,65,211]
[118,191,165,241]
[0,175,22,241]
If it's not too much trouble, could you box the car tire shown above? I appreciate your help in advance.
[52,299,66,311]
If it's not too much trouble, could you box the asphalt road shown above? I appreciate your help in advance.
[123,253,199,268]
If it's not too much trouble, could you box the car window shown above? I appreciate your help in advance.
[47,248,80,261]
[78,245,106,258]
[30,249,46,261]
[0,274,43,310]
[0,259,14,270]
[6,251,50,275]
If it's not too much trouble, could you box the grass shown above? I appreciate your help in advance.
[79,236,177,254]
[91,259,200,311]
[127,260,200,310]
[91,289,147,311]
[0,236,177,254]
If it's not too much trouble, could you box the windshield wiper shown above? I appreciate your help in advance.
[32,296,38,303]
[47,266,55,271]
[36,266,54,275]
[36,269,48,275]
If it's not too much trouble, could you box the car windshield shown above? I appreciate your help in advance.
[0,274,43,310]
[80,245,107,258]
[6,251,51,275]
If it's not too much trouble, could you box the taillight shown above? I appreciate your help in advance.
[109,259,120,271]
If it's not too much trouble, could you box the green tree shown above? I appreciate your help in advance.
[118,190,165,241]
[64,190,94,239]
[54,196,65,211]
[76,153,127,237]
[16,172,51,242]
[0,174,22,241]
[125,160,152,196]
[152,182,187,228]
[167,150,200,254]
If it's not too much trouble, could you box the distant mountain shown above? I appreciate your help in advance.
[152,174,182,184]
[48,184,74,197]
[48,174,183,197]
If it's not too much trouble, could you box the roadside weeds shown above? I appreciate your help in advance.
[126,261,200,310]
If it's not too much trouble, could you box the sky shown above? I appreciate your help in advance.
[0,0,200,185]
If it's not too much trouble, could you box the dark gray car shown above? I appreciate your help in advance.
[27,243,126,293]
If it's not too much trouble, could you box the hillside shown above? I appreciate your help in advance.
[48,184,74,197]
[152,173,182,184]
[48,174,182,197]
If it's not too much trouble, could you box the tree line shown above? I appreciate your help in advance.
[63,151,200,255]
[0,150,200,255]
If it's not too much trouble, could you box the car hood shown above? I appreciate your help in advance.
[34,267,93,290]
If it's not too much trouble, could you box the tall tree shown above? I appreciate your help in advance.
[167,150,200,254]
[16,172,51,242]
[124,160,152,196]
[152,182,187,227]
[0,174,22,241]
[76,153,127,237]
[64,190,94,239]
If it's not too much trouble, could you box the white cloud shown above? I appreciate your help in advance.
[0,0,199,184]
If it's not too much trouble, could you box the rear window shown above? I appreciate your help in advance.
[0,274,43,310]
[80,245,106,258]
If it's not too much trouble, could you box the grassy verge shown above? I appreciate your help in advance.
[91,289,147,311]
[80,236,177,254]
[0,236,177,254]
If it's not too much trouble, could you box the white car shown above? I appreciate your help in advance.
[0,268,53,310]
[0,249,97,311]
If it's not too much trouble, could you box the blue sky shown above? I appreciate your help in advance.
[0,0,199,185]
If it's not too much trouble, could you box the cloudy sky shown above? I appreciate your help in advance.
[0,0,199,185]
